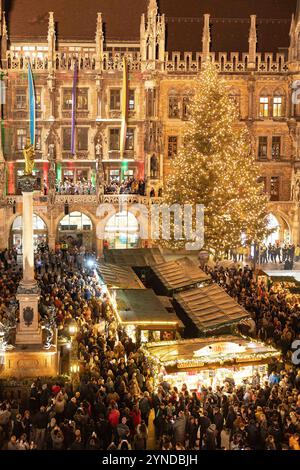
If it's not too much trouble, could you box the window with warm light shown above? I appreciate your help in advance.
[16,129,27,150]
[273,96,283,117]
[259,96,269,118]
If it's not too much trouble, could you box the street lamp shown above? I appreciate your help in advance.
[68,319,78,337]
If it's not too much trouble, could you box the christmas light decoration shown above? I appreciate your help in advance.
[162,62,271,257]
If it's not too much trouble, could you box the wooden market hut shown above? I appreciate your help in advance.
[145,336,281,389]
[98,263,145,289]
[173,284,250,337]
[149,257,211,296]
[114,288,183,342]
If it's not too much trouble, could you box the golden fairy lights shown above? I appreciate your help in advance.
[162,62,270,256]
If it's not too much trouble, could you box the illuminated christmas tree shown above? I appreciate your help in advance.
[162,62,270,257]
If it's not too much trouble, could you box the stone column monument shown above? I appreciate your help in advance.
[16,174,42,345]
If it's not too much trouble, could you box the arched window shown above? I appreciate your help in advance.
[58,211,93,249]
[59,211,92,231]
[182,89,192,120]
[259,89,270,118]
[273,88,285,118]
[168,90,180,119]
[11,214,48,253]
[104,211,139,249]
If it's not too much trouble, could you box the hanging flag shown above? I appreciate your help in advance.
[71,61,78,155]
[120,56,128,159]
[28,61,36,147]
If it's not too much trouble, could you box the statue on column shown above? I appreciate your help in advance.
[48,142,56,161]
[23,138,35,175]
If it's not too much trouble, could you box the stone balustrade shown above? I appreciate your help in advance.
[6,194,163,206]
[5,50,288,74]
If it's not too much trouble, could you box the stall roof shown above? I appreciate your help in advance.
[104,248,166,267]
[145,335,280,370]
[98,263,145,289]
[174,284,249,333]
[115,289,183,328]
[151,257,210,292]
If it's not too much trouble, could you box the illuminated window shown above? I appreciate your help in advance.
[104,211,139,249]
[259,96,269,118]
[129,89,135,111]
[17,129,27,150]
[35,88,42,110]
[273,96,283,117]
[62,89,73,110]
[59,211,92,231]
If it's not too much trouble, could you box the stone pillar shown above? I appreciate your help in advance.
[202,14,211,63]
[248,15,257,70]
[22,191,35,283]
[248,80,255,120]
[16,175,42,345]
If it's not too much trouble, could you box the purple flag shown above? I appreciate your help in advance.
[71,61,78,155]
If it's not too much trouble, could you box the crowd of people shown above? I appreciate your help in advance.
[207,265,300,356]
[54,180,96,196]
[104,178,146,196]
[0,247,300,450]
[226,243,300,268]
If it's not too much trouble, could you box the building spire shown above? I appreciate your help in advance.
[248,15,257,70]
[296,0,300,23]
[95,12,104,71]
[148,0,158,17]
[202,14,211,62]
[47,12,56,72]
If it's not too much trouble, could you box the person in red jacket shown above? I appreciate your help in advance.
[108,404,120,428]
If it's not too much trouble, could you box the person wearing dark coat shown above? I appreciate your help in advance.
[199,410,211,449]
[212,407,224,449]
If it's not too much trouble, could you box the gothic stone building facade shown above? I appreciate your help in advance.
[0,0,300,253]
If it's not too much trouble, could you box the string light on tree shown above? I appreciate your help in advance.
[162,62,271,257]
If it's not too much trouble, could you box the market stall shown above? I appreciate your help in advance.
[103,247,166,267]
[149,257,211,296]
[173,284,250,337]
[144,335,281,390]
[98,263,145,289]
[112,288,184,343]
